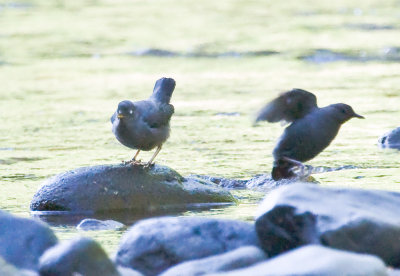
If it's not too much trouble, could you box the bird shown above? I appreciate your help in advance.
[255,88,364,180]
[111,77,175,167]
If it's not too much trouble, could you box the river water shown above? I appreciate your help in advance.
[1,0,400,255]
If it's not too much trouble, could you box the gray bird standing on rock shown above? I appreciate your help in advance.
[255,89,364,180]
[111,77,175,166]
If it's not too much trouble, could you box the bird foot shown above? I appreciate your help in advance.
[122,159,145,166]
[144,162,155,168]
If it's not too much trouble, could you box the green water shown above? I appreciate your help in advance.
[1,0,400,255]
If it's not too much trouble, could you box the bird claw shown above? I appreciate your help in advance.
[144,162,155,168]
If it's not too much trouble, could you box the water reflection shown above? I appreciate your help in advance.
[31,203,236,228]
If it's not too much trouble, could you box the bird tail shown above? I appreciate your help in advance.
[151,77,176,104]
[271,159,296,180]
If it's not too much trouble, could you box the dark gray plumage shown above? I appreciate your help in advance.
[111,77,175,166]
[255,89,364,180]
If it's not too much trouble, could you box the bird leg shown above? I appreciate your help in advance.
[145,145,162,167]
[132,150,141,164]
[123,150,141,165]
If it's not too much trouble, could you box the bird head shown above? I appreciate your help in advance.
[117,100,135,119]
[331,103,364,123]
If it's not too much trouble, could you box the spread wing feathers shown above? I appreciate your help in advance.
[142,104,174,128]
[255,88,318,124]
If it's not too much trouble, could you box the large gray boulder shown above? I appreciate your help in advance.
[0,210,57,271]
[255,184,400,266]
[0,256,38,276]
[115,216,261,276]
[160,246,267,276]
[207,245,388,276]
[379,127,400,149]
[39,237,119,276]
[30,164,236,212]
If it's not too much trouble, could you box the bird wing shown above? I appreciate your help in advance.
[141,103,174,128]
[255,89,318,124]
[110,111,117,123]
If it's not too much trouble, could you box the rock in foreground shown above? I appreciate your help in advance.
[255,184,400,266]
[0,210,58,271]
[115,216,261,275]
[160,246,267,276]
[208,245,388,276]
[30,164,235,213]
[39,237,119,276]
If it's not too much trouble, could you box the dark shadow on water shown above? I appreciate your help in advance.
[300,47,400,64]
[0,156,46,165]
[31,203,234,227]
[126,48,279,58]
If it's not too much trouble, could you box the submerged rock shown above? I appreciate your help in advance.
[39,237,119,276]
[115,216,261,275]
[0,210,57,271]
[76,219,124,231]
[30,164,235,213]
[160,246,267,276]
[255,184,400,267]
[379,127,400,150]
[208,245,387,276]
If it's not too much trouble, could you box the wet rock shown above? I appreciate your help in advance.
[379,127,400,150]
[344,23,395,30]
[39,237,119,276]
[300,49,359,64]
[192,173,314,191]
[0,210,57,271]
[126,48,278,58]
[160,246,267,276]
[208,245,388,276]
[189,175,247,189]
[77,218,124,231]
[0,257,39,276]
[255,184,400,267]
[115,216,261,276]
[128,48,179,57]
[301,47,400,64]
[30,164,235,213]
[214,112,241,116]
[382,47,400,61]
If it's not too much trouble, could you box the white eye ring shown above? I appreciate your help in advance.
[129,110,133,114]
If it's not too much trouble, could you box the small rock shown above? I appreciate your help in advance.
[115,216,261,275]
[0,210,57,271]
[255,184,400,267]
[77,219,124,231]
[207,245,388,276]
[127,48,178,57]
[379,127,400,150]
[30,164,235,213]
[160,246,267,276]
[39,237,119,276]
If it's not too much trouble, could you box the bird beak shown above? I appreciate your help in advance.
[117,114,124,119]
[353,113,365,119]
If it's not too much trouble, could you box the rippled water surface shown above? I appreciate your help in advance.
[1,0,400,254]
